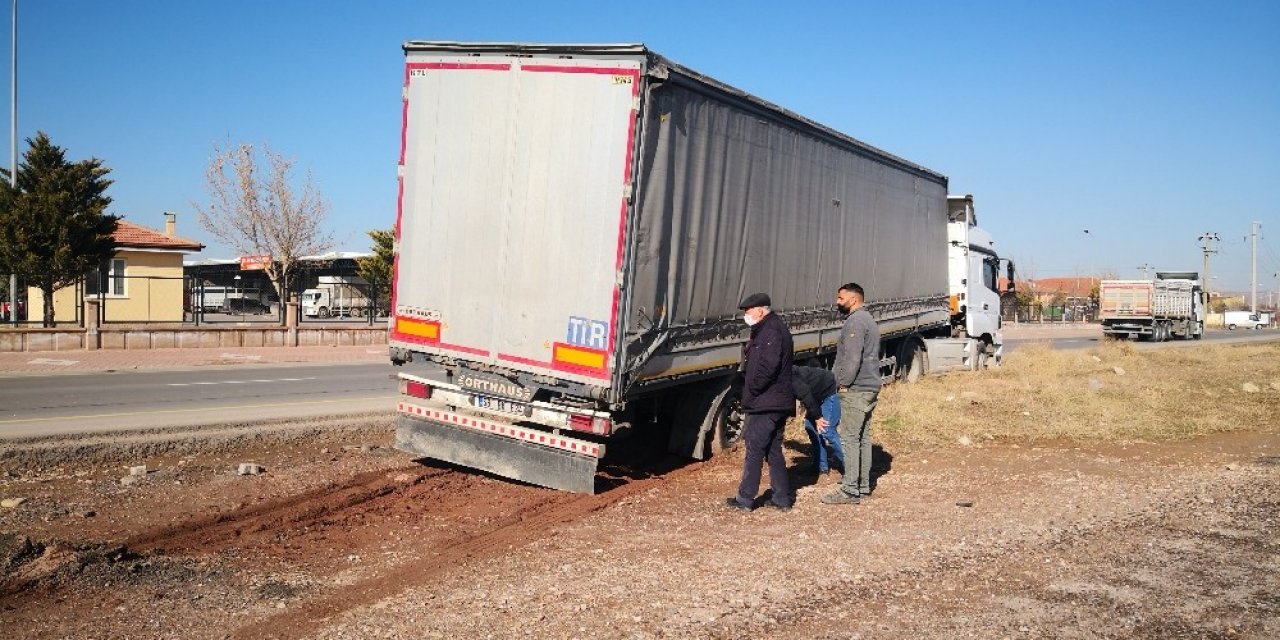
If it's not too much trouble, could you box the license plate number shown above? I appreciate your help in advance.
[471,395,530,417]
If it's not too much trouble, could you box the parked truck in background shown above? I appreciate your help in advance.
[388,42,1015,493]
[1099,272,1205,341]
[301,275,373,318]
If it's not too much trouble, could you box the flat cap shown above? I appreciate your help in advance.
[738,292,771,309]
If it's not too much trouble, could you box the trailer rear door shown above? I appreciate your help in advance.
[1100,281,1154,318]
[392,52,642,387]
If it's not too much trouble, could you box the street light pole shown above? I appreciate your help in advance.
[7,0,15,326]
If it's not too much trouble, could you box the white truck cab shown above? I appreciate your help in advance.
[942,195,1012,367]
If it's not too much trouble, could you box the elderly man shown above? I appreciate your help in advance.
[726,292,795,513]
[822,282,881,505]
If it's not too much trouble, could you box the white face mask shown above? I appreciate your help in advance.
[743,312,760,326]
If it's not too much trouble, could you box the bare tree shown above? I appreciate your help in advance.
[194,142,334,301]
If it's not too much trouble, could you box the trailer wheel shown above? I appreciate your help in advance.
[1228,323,1237,330]
[712,393,746,453]
[899,340,927,383]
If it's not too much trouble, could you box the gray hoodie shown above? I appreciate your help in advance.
[831,307,881,391]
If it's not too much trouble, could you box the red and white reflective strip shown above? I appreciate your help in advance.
[397,402,603,458]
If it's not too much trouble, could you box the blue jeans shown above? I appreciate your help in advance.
[803,393,846,473]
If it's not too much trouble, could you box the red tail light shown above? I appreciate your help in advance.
[405,381,431,399]
[568,414,612,435]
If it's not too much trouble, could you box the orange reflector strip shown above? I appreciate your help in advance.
[553,343,606,370]
[396,318,440,340]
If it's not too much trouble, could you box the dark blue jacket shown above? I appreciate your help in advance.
[791,365,837,419]
[740,311,794,415]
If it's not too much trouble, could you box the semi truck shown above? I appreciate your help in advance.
[388,42,1014,493]
[301,275,373,318]
[1099,272,1205,341]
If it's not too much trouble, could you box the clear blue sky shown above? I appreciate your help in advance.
[6,1,1279,294]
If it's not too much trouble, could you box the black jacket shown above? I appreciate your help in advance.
[791,365,837,420]
[740,312,794,415]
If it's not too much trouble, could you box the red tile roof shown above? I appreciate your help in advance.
[113,221,204,252]
[1028,277,1100,298]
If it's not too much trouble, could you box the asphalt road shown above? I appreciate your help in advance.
[3,328,1276,440]
[1005,327,1280,353]
[0,362,398,439]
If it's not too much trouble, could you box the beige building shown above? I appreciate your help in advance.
[28,216,204,324]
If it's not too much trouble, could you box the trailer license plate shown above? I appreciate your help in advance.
[471,395,531,417]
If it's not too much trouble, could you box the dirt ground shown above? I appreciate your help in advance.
[2,410,1276,640]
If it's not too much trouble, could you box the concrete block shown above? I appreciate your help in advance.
[129,465,148,476]
[0,332,20,352]
[151,332,176,349]
[237,463,265,476]
[125,332,152,349]
[54,332,86,351]
[25,333,53,352]
[101,332,127,350]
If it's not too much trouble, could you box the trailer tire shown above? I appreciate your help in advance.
[711,391,746,454]
[899,340,928,383]
[1228,323,1237,330]
[1193,322,1203,339]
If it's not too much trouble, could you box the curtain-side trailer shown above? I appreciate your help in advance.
[389,42,1012,493]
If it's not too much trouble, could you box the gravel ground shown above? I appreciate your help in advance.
[2,419,1276,639]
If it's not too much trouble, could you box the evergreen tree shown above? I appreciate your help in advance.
[0,133,118,327]
[357,228,394,312]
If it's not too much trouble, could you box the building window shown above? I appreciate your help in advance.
[87,258,127,297]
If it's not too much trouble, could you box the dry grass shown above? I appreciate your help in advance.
[873,341,1280,447]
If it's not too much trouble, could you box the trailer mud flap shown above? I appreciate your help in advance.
[395,415,600,494]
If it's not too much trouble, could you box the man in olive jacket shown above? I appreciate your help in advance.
[726,292,795,512]
[822,282,881,505]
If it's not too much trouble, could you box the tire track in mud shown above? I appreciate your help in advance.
[229,464,696,640]
[125,465,447,555]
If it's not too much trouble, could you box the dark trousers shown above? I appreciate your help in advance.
[735,411,792,507]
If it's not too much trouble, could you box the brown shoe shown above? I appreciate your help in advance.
[820,490,861,505]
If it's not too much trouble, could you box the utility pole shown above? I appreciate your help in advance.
[1199,232,1220,300]
[1137,263,1152,279]
[6,0,15,326]
[1250,221,1260,314]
